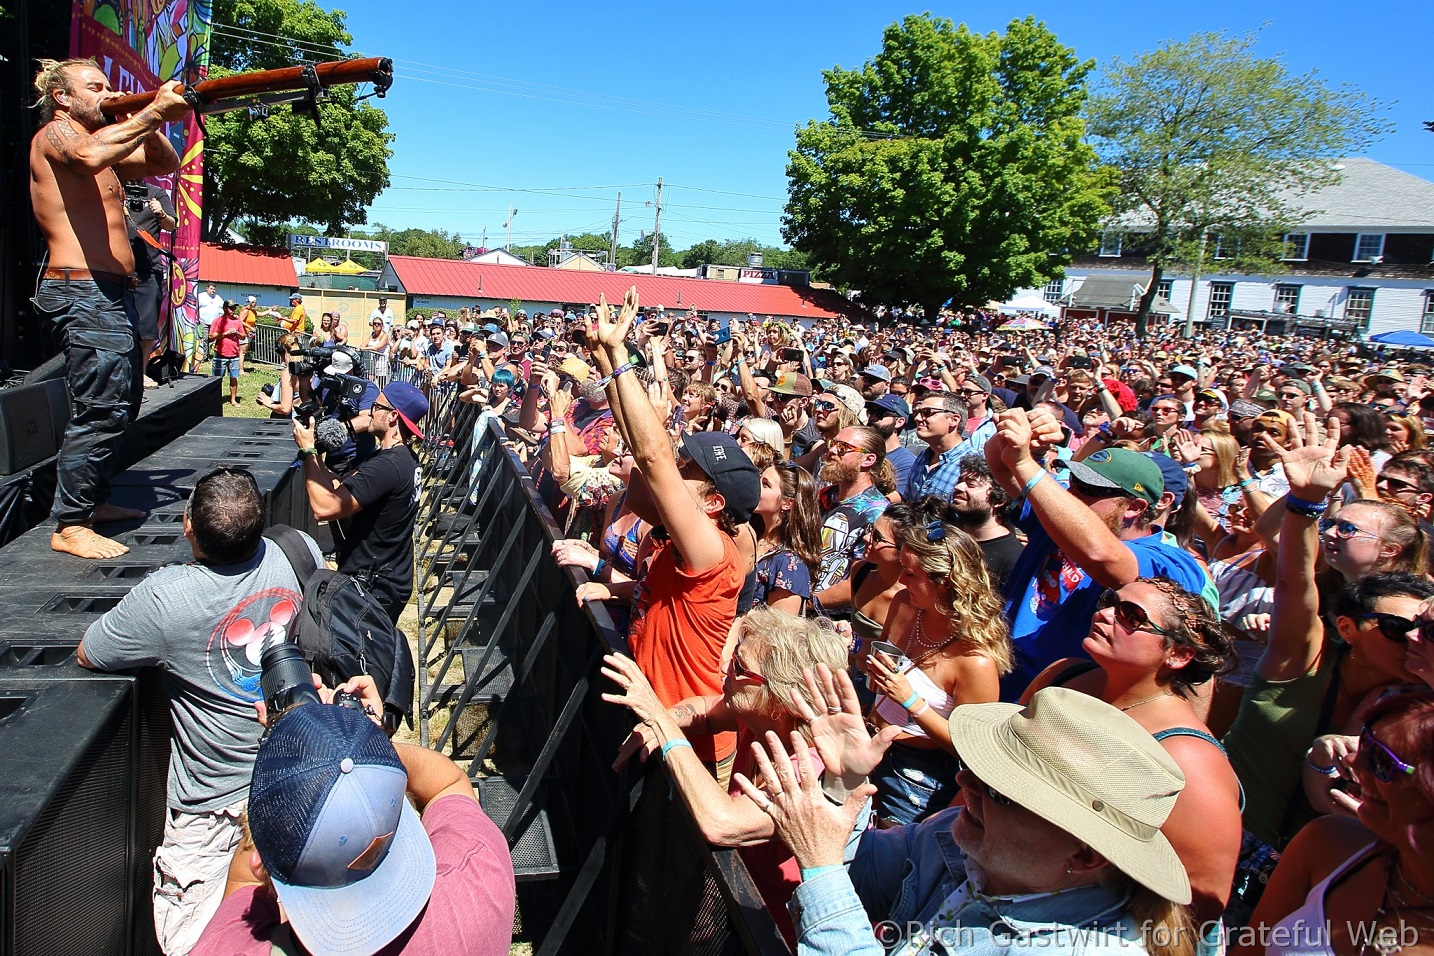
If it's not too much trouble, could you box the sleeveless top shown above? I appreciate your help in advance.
[851,562,886,647]
[1267,843,1380,956]
[600,500,645,579]
[874,665,955,737]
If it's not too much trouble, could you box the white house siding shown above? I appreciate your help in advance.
[1019,269,1433,336]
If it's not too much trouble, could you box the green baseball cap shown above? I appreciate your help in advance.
[1068,448,1163,506]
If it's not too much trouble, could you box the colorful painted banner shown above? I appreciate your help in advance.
[70,0,213,369]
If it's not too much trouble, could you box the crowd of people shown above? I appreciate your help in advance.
[454,287,1434,956]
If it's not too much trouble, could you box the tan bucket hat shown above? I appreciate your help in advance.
[948,687,1191,904]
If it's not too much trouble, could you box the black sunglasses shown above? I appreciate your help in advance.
[1356,612,1434,644]
[1097,589,1182,640]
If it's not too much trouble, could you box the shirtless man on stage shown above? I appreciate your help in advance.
[29,59,190,558]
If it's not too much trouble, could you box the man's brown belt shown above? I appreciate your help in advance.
[43,267,138,288]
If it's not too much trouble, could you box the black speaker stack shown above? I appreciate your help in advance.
[0,416,313,955]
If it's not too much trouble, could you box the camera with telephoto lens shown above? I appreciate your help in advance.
[289,346,370,422]
[259,642,364,729]
[123,181,150,214]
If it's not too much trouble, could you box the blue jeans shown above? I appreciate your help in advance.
[212,356,240,380]
[872,741,960,826]
[32,276,137,526]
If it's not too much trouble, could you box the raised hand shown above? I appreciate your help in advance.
[786,664,899,783]
[592,288,639,350]
[1172,429,1202,465]
[731,730,875,870]
[1269,412,1349,501]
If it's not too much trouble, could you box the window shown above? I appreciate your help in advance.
[1043,279,1064,304]
[1098,231,1122,257]
[1212,234,1234,260]
[1156,279,1173,302]
[1345,287,1375,325]
[1354,233,1385,262]
[1207,282,1234,321]
[1283,233,1310,261]
[1423,291,1434,334]
[1273,284,1301,314]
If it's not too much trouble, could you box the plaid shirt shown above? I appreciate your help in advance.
[902,443,965,503]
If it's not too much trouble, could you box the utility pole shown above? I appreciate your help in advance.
[609,193,621,270]
[650,178,663,272]
[504,206,518,252]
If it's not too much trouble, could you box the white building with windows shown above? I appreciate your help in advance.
[1025,158,1434,338]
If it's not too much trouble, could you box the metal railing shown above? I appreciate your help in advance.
[412,403,788,954]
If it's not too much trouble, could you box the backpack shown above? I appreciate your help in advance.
[262,525,415,730]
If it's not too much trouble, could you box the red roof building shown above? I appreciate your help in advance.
[198,243,298,288]
[381,256,861,321]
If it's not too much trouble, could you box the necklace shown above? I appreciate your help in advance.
[1393,860,1434,907]
[1118,691,1173,712]
[910,610,949,652]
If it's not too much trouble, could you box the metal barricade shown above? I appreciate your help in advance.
[248,323,288,366]
[414,420,787,955]
[352,348,392,388]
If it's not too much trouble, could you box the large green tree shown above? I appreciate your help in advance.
[203,0,394,241]
[1085,31,1387,337]
[783,14,1112,318]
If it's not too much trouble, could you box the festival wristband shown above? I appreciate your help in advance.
[900,691,920,710]
[1285,493,1328,518]
[549,424,567,434]
[800,865,843,882]
[1305,756,1338,776]
[1019,469,1047,498]
[660,738,693,760]
[593,558,607,577]
[298,447,317,457]
[1238,478,1256,490]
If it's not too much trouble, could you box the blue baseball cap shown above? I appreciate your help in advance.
[248,705,436,956]
[1144,452,1188,508]
[865,394,911,421]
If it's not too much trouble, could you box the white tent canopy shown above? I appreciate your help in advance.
[997,293,1060,318]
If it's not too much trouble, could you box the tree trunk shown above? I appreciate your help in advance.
[1134,262,1162,341]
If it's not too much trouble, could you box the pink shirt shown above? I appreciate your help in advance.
[191,795,515,955]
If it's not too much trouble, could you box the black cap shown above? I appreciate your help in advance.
[680,433,761,524]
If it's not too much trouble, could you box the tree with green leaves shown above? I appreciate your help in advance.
[783,14,1112,319]
[1085,30,1388,337]
[203,0,394,241]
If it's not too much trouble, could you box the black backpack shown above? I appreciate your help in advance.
[262,525,415,730]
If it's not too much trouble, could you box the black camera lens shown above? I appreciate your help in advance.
[260,642,320,717]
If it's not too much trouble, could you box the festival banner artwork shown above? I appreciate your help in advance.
[70,0,213,370]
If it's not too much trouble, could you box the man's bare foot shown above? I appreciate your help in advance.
[93,502,146,523]
[52,526,130,559]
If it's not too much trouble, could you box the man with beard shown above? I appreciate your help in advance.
[984,408,1207,699]
[949,454,1023,586]
[865,394,915,490]
[29,59,189,559]
[811,426,889,613]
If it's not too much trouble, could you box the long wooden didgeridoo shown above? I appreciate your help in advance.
[100,57,393,120]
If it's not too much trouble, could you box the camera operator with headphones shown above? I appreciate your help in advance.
[293,379,429,626]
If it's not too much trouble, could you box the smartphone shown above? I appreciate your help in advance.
[782,347,804,363]
[653,321,670,337]
[712,316,732,345]
[1067,356,1093,370]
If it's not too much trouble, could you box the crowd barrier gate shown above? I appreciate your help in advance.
[412,394,789,955]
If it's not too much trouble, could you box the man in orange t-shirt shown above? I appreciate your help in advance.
[282,292,306,334]
[582,290,760,769]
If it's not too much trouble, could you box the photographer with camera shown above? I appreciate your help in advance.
[123,178,176,390]
[75,467,325,955]
[294,380,429,625]
[191,675,515,955]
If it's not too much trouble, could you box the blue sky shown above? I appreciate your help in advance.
[239,1,1434,251]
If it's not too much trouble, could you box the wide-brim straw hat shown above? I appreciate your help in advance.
[948,687,1191,904]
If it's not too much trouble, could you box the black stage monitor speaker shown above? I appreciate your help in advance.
[0,678,138,955]
[0,379,68,476]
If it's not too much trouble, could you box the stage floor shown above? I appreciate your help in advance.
[0,373,223,547]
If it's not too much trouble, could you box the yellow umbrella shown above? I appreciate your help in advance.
[330,259,369,275]
[303,259,338,273]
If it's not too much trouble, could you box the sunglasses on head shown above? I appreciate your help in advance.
[924,520,946,542]
[1097,589,1181,640]
[1360,724,1416,783]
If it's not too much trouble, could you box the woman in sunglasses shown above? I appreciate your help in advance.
[1225,417,1434,923]
[1238,691,1434,956]
[864,518,1011,827]
[1019,577,1242,924]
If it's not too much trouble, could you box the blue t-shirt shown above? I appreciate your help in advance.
[755,549,813,606]
[999,509,1211,700]
[886,444,917,492]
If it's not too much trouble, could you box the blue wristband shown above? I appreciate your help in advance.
[660,738,693,759]
[800,864,843,882]
[593,558,608,577]
[1019,469,1046,498]
[899,691,920,710]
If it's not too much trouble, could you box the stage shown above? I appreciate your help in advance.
[0,372,224,548]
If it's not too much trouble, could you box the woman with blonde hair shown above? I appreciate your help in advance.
[865,518,1012,825]
[601,606,853,946]
[1384,410,1426,453]
[737,416,786,460]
